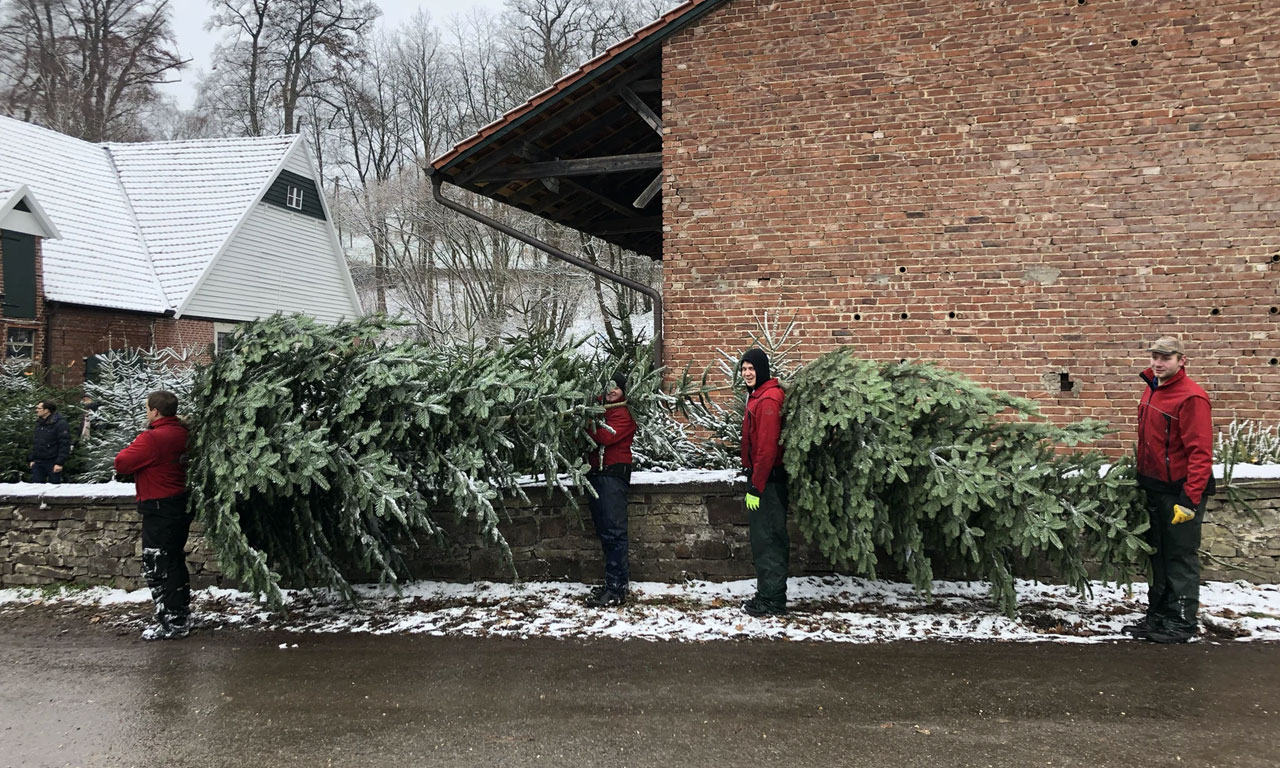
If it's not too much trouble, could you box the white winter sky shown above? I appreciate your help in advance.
[159,0,506,109]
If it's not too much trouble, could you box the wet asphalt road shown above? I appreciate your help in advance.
[1,619,1278,768]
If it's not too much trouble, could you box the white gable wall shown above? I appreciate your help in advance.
[283,145,315,177]
[180,202,360,323]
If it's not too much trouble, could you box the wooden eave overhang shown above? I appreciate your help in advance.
[429,0,731,260]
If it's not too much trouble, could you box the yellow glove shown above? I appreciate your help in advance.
[1171,504,1196,525]
[745,492,761,511]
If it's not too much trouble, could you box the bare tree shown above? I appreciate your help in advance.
[203,0,270,135]
[0,0,186,141]
[199,0,378,136]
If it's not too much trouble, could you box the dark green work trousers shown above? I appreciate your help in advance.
[749,477,789,609]
[1143,488,1204,634]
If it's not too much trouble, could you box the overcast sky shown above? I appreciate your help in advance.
[160,0,505,108]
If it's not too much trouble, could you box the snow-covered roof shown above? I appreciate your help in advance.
[0,116,303,314]
[106,134,297,307]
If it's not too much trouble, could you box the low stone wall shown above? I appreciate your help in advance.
[1,476,1277,590]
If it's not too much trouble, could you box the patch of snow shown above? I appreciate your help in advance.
[0,481,136,499]
[4,576,1277,644]
[8,464,1274,498]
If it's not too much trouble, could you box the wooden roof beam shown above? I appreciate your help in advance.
[619,86,662,135]
[472,152,662,183]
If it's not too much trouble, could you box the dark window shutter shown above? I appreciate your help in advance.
[1,230,38,319]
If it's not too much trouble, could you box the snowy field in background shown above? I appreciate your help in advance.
[3,576,1277,644]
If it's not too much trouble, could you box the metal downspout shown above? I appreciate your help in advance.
[428,169,663,368]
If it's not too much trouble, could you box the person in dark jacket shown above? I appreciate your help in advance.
[739,349,788,617]
[114,390,192,641]
[28,400,70,484]
[584,371,637,608]
[1123,336,1213,644]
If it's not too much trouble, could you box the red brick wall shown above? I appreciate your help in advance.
[662,0,1280,450]
[45,305,213,387]
[0,233,47,367]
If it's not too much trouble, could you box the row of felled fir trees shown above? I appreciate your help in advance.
[157,314,1149,615]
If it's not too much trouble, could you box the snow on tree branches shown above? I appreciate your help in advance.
[782,351,1151,616]
[189,315,605,607]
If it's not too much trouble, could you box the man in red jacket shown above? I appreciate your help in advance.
[585,372,637,608]
[1124,336,1214,644]
[114,390,192,641]
[739,348,788,617]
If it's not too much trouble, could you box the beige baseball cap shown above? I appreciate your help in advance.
[1147,336,1185,355]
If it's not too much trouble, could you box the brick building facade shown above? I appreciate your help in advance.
[659,0,1279,444]
[432,0,1277,452]
[44,305,214,386]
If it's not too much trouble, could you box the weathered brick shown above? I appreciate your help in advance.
[661,0,1280,453]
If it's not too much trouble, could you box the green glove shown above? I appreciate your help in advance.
[745,492,761,511]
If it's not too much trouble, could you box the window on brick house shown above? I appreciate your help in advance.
[213,322,237,354]
[286,185,304,210]
[6,328,34,359]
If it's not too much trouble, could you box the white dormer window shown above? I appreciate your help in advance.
[286,186,304,209]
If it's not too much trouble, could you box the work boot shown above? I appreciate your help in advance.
[586,588,627,608]
[141,619,189,641]
[1121,618,1161,639]
[742,596,787,617]
[1147,627,1195,644]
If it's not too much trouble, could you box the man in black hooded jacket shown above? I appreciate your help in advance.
[29,400,70,484]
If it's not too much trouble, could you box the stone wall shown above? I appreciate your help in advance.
[1,478,1277,590]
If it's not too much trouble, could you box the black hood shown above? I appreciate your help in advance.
[741,348,771,387]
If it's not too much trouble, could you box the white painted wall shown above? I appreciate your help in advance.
[181,202,361,323]
[283,144,315,178]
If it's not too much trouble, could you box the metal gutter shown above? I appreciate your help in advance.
[429,169,662,368]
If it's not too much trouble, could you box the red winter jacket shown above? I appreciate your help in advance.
[114,416,190,502]
[741,378,784,494]
[588,401,636,470]
[1137,366,1213,505]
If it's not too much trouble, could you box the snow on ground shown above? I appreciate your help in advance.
[3,576,1277,644]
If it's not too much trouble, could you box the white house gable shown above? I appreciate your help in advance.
[180,145,360,323]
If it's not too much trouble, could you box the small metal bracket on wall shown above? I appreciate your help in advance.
[428,169,663,368]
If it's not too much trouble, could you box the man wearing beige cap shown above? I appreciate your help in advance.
[1123,335,1214,644]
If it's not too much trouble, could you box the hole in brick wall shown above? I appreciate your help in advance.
[1130,39,1139,46]
[1272,359,1279,366]
[1077,0,1086,4]
[1271,307,1278,315]
[1059,372,1075,392]
[853,313,862,321]
[1272,254,1280,263]
[1210,308,1221,316]
[948,311,957,319]
[898,266,907,273]
[900,312,909,320]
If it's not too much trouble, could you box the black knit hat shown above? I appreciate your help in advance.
[609,371,628,394]
[740,348,770,385]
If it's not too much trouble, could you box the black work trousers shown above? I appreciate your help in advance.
[140,493,192,627]
[1142,487,1204,633]
[749,475,789,609]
